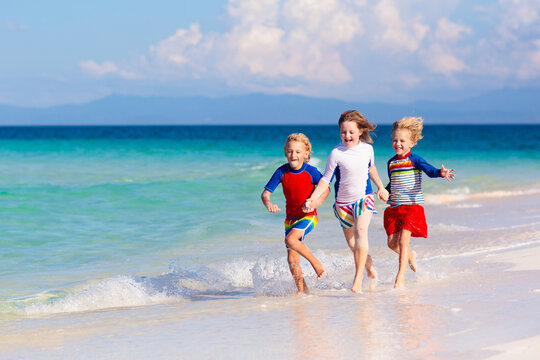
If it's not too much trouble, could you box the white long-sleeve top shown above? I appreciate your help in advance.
[321,142,374,205]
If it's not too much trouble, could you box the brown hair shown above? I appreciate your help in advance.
[338,110,376,143]
[392,117,424,144]
[283,133,312,162]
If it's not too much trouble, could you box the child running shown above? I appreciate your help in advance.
[261,133,329,295]
[384,117,455,288]
[304,110,389,293]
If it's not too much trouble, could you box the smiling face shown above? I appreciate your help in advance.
[284,140,309,170]
[392,128,416,157]
[340,120,363,148]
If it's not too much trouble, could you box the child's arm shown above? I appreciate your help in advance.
[410,154,455,181]
[261,189,280,213]
[303,180,330,212]
[369,164,389,201]
[303,186,330,213]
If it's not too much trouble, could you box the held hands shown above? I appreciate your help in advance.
[376,188,389,202]
[441,164,455,182]
[265,202,280,213]
[302,199,314,213]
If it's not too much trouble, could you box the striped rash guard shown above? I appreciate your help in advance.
[386,152,442,206]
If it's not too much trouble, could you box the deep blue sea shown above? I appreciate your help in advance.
[0,125,539,317]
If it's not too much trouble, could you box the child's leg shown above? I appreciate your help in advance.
[285,229,326,279]
[342,227,377,279]
[387,233,400,253]
[394,229,412,288]
[287,249,308,295]
[350,210,373,293]
[387,232,417,273]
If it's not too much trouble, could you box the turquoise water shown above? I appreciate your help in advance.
[0,125,539,316]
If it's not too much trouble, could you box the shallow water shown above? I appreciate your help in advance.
[0,125,539,359]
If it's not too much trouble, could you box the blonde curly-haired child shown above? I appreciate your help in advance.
[384,117,455,288]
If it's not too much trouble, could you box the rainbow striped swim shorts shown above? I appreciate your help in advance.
[333,194,377,228]
[284,215,318,241]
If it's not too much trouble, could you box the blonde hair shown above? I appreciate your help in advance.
[338,110,376,143]
[283,133,312,162]
[392,117,424,144]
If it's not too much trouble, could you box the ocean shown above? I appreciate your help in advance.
[0,124,539,359]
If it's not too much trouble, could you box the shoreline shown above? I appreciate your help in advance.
[1,241,539,359]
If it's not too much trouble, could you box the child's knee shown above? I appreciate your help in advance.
[284,237,295,248]
[285,233,302,247]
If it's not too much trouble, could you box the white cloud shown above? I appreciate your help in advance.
[422,44,467,76]
[227,0,280,26]
[517,39,540,79]
[77,0,540,102]
[435,17,472,42]
[146,0,364,85]
[465,0,540,81]
[149,23,204,66]
[80,60,138,79]
[373,0,428,53]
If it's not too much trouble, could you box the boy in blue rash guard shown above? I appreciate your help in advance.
[262,133,329,295]
[384,117,455,288]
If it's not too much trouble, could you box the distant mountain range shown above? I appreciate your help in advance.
[0,88,538,125]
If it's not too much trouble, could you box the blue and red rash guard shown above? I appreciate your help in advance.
[264,163,323,219]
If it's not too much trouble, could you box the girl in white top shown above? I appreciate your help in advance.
[304,110,389,293]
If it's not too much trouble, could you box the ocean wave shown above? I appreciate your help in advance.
[10,236,540,316]
[425,187,540,204]
[4,254,356,315]
[5,259,258,317]
[18,276,171,316]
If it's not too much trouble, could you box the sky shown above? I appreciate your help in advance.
[1,0,540,107]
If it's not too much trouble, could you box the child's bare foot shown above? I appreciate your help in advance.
[351,276,363,293]
[313,261,326,280]
[366,264,377,279]
[366,255,378,279]
[408,251,417,272]
[394,275,405,288]
[296,288,309,296]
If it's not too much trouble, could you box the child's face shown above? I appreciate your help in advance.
[340,121,362,148]
[392,128,415,157]
[285,141,309,170]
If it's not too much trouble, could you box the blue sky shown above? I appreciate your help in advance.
[1,0,540,107]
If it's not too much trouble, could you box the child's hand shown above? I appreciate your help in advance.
[377,188,389,202]
[265,202,280,213]
[441,164,455,182]
[302,199,314,213]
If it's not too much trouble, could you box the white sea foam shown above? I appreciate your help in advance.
[308,157,321,167]
[423,239,540,261]
[425,187,540,204]
[424,187,470,204]
[12,234,540,316]
[430,223,476,233]
[455,203,482,208]
[21,276,171,316]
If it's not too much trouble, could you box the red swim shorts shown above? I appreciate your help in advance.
[383,204,427,238]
